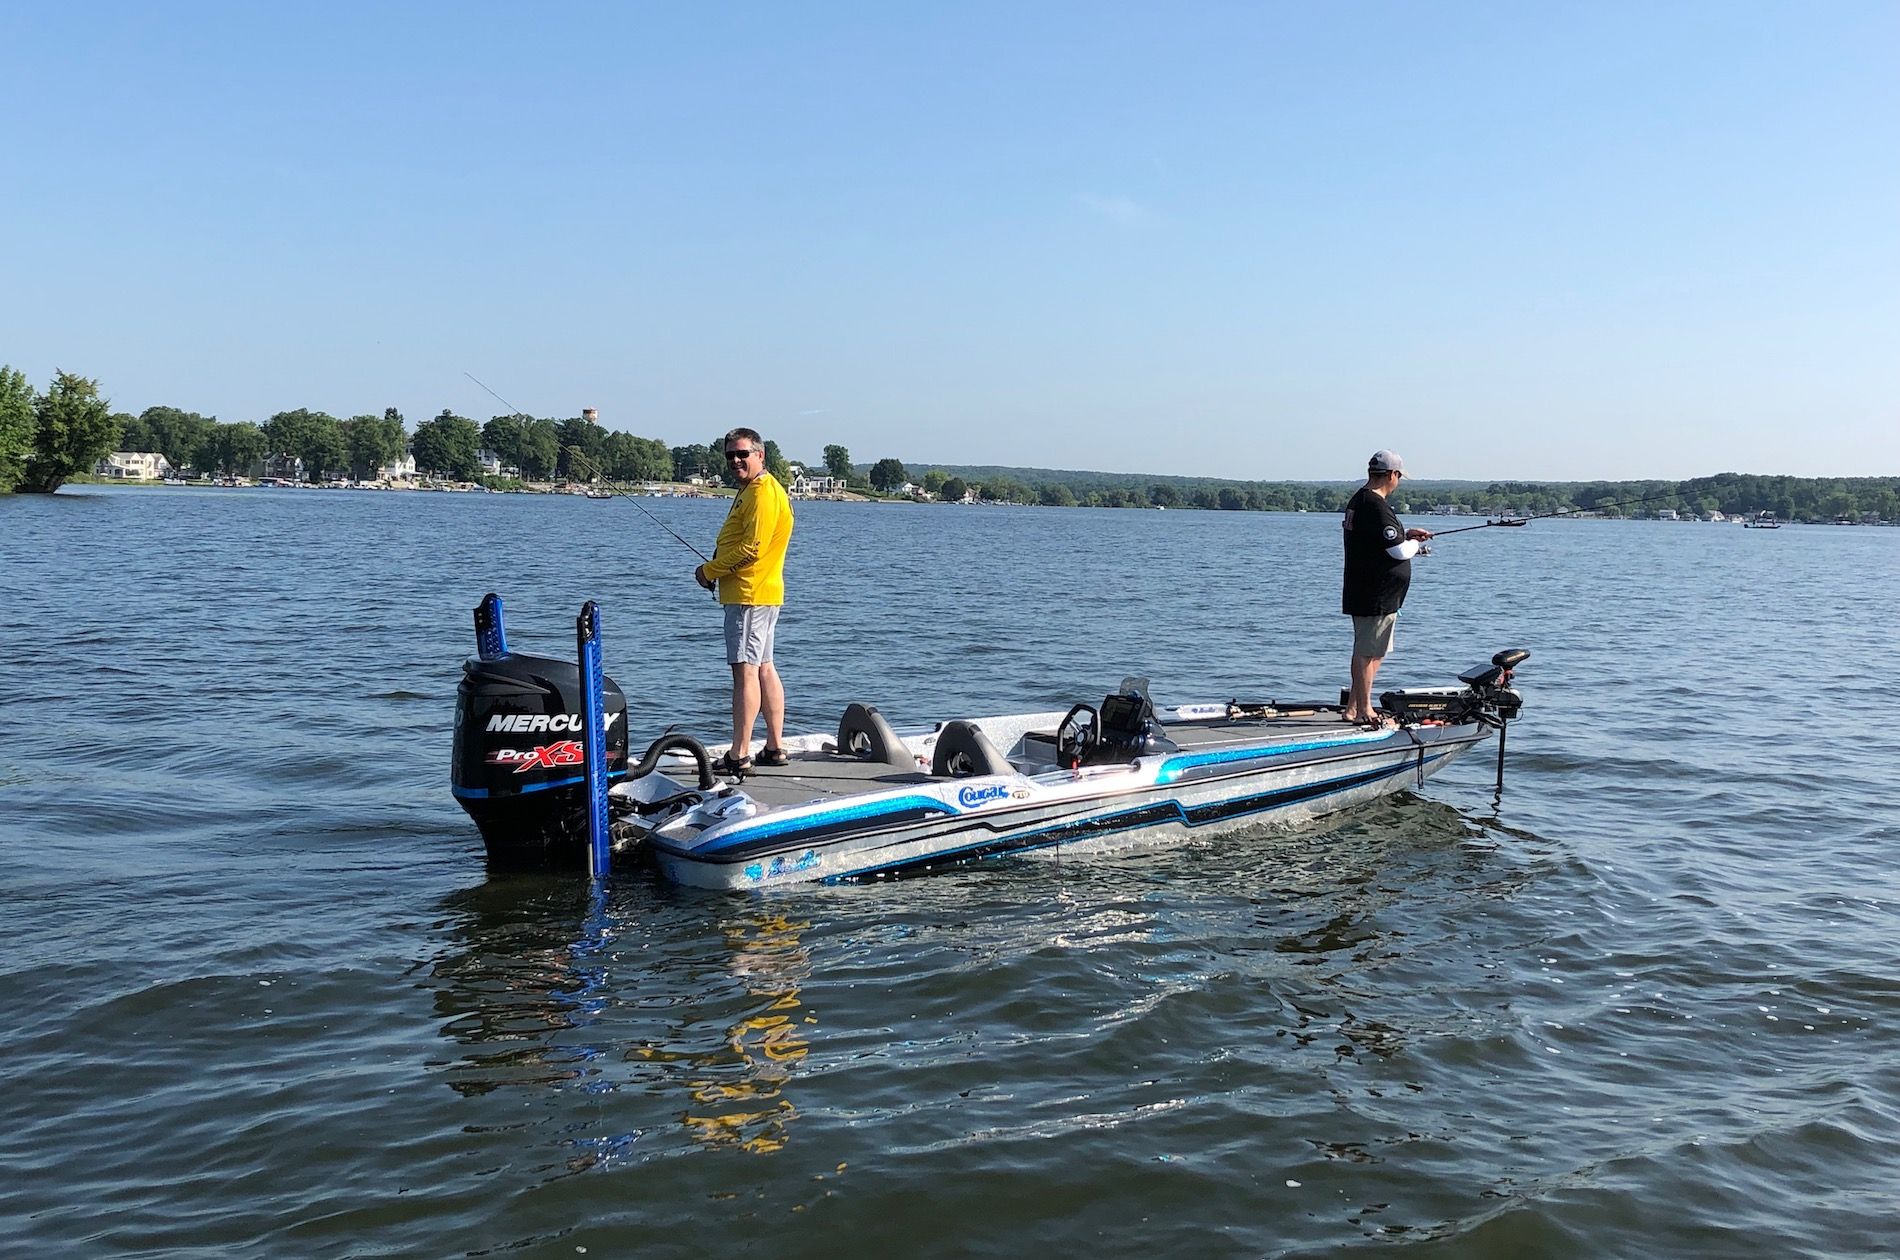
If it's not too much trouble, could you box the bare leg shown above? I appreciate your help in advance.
[1349,654,1384,722]
[758,661,785,751]
[730,663,760,757]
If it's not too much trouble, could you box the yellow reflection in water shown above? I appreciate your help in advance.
[639,912,815,1155]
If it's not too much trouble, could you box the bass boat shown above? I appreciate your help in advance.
[451,595,1527,888]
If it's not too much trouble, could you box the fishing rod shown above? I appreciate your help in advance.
[462,371,710,563]
[1427,489,1691,538]
[565,447,710,563]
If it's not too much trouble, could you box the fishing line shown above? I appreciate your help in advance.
[1427,489,1692,538]
[564,448,711,563]
[461,371,711,562]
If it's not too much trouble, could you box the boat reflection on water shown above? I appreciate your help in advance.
[428,876,617,1096]
[427,878,819,1160]
[633,913,814,1155]
[1245,797,1549,1062]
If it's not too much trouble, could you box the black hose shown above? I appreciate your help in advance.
[628,733,716,789]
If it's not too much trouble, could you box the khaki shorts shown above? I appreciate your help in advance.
[1352,613,1397,658]
[724,604,781,666]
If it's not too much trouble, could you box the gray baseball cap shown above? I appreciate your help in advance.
[1368,449,1404,474]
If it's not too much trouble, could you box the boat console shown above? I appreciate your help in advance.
[1021,686,1182,769]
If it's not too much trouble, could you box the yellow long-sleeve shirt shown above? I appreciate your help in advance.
[702,472,793,605]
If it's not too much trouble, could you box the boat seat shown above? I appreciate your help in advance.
[836,703,913,769]
[931,720,1015,778]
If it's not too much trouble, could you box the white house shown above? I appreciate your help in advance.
[475,448,519,478]
[789,470,846,497]
[97,452,174,480]
[379,451,418,483]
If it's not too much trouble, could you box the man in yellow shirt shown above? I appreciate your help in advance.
[695,427,795,772]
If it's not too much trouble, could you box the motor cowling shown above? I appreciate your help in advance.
[451,651,629,866]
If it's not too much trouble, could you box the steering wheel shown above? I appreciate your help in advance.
[1054,703,1099,769]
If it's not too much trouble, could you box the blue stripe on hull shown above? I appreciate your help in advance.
[819,748,1456,883]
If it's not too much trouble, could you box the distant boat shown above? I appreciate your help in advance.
[1744,511,1782,530]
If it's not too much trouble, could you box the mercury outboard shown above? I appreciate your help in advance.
[451,594,630,867]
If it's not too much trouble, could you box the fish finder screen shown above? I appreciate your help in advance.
[1100,693,1144,737]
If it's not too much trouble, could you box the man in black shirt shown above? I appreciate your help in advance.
[1342,450,1433,726]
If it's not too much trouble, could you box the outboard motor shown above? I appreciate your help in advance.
[451,600,630,867]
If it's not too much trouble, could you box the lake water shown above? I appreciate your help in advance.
[3,486,1897,1258]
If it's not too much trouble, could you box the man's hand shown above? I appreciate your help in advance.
[694,564,715,591]
[1406,527,1433,541]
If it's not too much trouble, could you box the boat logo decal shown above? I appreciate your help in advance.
[486,711,621,734]
[744,849,821,883]
[958,783,1012,808]
[487,740,623,773]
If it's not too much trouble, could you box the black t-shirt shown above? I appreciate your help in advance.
[1341,486,1411,615]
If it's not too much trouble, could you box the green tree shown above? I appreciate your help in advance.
[262,408,348,481]
[670,444,712,481]
[412,410,482,479]
[556,416,606,478]
[1038,482,1077,507]
[482,414,525,469]
[344,413,406,479]
[114,412,153,453]
[19,370,117,493]
[1148,482,1181,508]
[138,405,214,472]
[200,421,268,476]
[764,439,792,484]
[922,469,948,494]
[823,444,852,480]
[518,418,559,480]
[0,366,37,492]
[869,457,909,491]
[940,476,968,503]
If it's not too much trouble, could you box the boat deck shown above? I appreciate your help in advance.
[688,710,1370,812]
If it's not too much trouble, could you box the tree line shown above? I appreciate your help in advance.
[2,366,1893,519]
[0,365,818,492]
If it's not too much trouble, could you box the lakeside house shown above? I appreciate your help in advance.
[96,452,175,480]
[379,450,418,483]
[476,448,521,479]
[788,467,848,498]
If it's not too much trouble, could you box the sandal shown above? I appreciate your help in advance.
[756,747,791,767]
[712,750,753,775]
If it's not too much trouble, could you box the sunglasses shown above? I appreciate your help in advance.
[724,448,756,461]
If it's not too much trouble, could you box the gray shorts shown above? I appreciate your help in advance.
[1352,613,1397,658]
[724,604,781,666]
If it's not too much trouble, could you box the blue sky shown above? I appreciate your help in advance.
[3,2,1895,480]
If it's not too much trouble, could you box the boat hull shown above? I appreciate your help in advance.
[643,723,1487,890]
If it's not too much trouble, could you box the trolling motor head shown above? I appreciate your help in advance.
[451,595,630,867]
[1457,649,1528,720]
[1377,649,1529,724]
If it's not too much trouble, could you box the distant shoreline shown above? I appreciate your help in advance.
[54,476,1900,526]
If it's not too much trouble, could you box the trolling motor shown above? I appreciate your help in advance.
[1375,648,1527,724]
[1379,649,1529,790]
